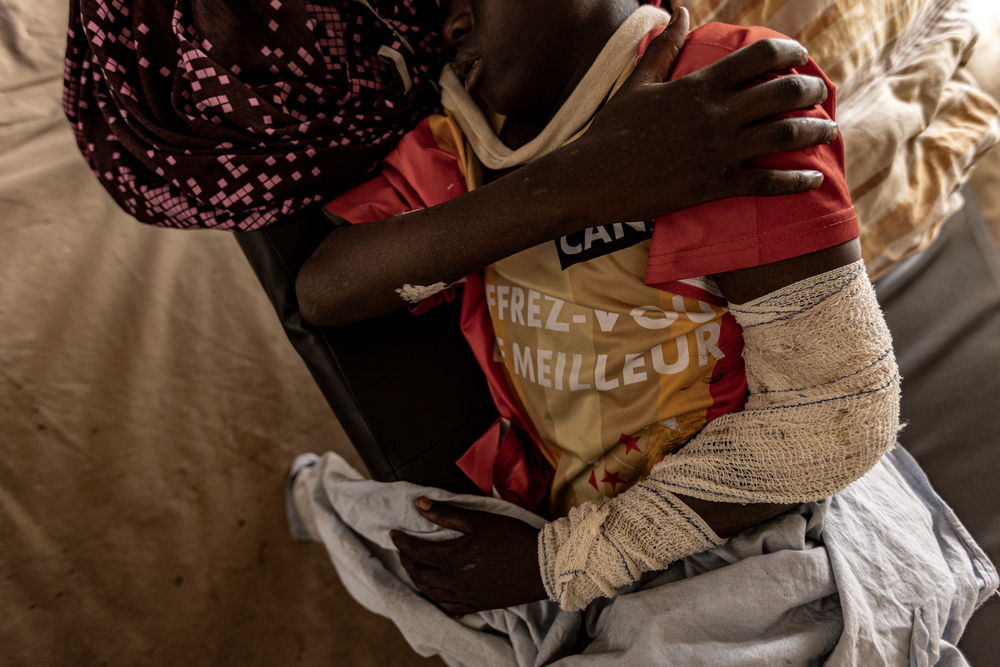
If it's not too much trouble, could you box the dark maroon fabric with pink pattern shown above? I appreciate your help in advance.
[63,0,445,230]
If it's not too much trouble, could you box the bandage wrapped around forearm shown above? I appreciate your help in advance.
[539,260,901,610]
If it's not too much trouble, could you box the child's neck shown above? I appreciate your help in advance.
[497,4,636,151]
[498,113,552,152]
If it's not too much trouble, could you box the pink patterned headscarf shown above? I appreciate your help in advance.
[63,0,445,231]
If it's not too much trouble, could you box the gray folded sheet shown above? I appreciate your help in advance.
[876,190,1000,662]
[288,444,996,667]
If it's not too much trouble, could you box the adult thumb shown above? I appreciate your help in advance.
[628,6,689,87]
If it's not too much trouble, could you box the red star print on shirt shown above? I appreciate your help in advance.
[601,469,625,492]
[588,469,599,490]
[618,433,642,455]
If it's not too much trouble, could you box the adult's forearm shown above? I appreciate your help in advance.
[297,31,841,326]
[297,150,593,326]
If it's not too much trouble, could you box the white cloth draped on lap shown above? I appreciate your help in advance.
[286,448,996,667]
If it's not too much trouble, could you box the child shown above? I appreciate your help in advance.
[297,1,899,613]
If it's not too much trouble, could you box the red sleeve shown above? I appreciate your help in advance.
[644,23,859,286]
[322,117,467,223]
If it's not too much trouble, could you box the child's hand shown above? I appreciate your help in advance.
[390,499,546,615]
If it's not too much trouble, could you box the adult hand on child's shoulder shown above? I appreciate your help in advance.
[391,499,546,615]
[558,7,840,227]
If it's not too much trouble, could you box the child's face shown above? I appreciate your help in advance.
[442,0,603,116]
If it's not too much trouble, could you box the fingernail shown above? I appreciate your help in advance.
[415,498,432,511]
[826,122,839,141]
[810,171,825,185]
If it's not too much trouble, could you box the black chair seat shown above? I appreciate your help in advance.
[235,205,493,493]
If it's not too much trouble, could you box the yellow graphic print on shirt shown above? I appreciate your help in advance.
[485,227,741,516]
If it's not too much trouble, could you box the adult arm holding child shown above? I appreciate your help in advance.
[297,15,838,325]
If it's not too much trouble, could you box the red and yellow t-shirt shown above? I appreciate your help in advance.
[324,23,858,516]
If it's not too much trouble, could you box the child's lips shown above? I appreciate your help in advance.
[461,58,484,93]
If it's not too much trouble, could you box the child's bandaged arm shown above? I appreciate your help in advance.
[536,26,898,612]
[667,239,867,535]
[539,241,902,611]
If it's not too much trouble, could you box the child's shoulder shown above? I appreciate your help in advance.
[391,114,466,162]
[686,22,790,52]
[674,23,799,78]
[323,113,468,224]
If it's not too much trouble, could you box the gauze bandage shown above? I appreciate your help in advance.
[540,260,901,610]
[395,282,449,303]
